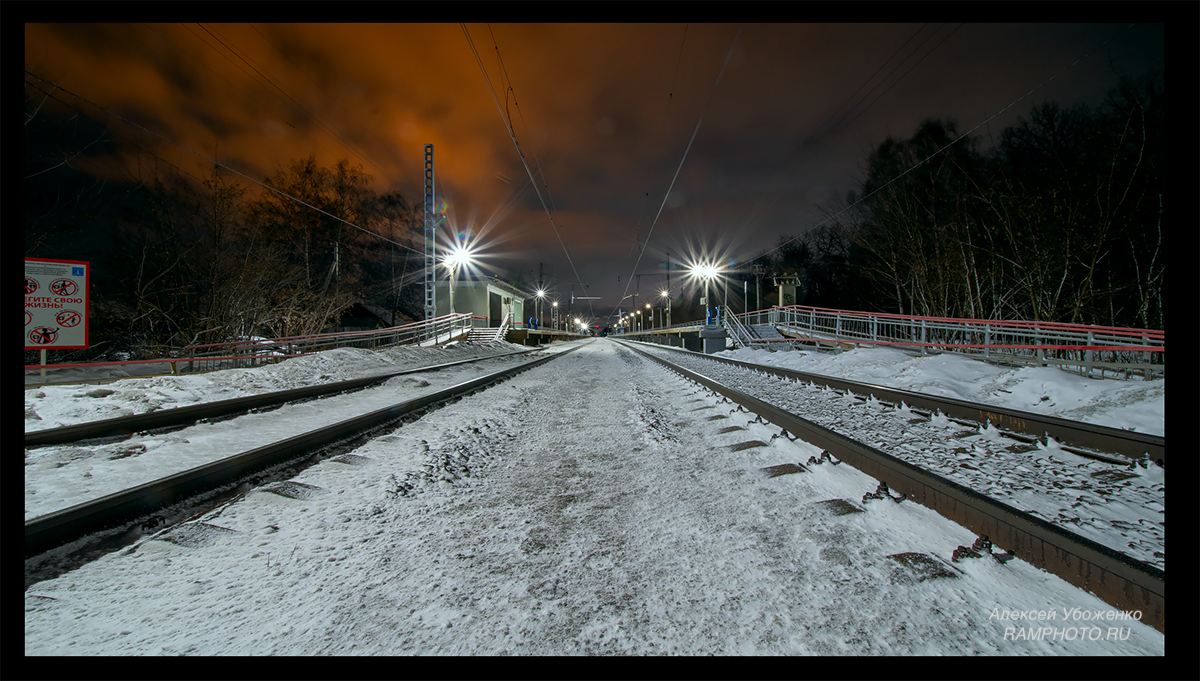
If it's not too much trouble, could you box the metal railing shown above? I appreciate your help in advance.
[722,311,755,349]
[25,314,477,380]
[183,313,475,371]
[732,305,1164,379]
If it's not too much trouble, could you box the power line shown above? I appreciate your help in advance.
[173,23,350,171]
[738,23,957,232]
[609,24,745,323]
[193,23,395,185]
[461,23,590,310]
[823,24,964,142]
[247,23,395,180]
[666,23,689,109]
[24,69,422,255]
[486,24,565,255]
[750,23,1135,266]
[484,25,592,317]
[25,77,193,184]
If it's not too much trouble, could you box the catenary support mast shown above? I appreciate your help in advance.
[423,144,436,322]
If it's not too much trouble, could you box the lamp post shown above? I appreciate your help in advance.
[689,260,728,353]
[552,301,558,330]
[645,303,652,330]
[535,288,546,329]
[691,262,719,325]
[442,243,475,315]
[661,289,671,327]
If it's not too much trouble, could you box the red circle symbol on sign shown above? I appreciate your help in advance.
[57,310,83,327]
[51,279,78,296]
[26,277,39,295]
[30,327,58,345]
[26,311,33,326]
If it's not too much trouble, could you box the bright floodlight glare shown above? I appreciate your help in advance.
[442,243,475,271]
[691,262,719,280]
[536,288,545,298]
[660,289,669,297]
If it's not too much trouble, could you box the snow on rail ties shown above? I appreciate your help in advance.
[628,342,1164,574]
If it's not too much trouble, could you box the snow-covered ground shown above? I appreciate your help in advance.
[23,345,560,521]
[715,345,1164,437]
[25,342,533,432]
[25,340,1164,655]
[643,344,1165,570]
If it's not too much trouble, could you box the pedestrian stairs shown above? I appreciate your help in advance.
[749,324,785,340]
[466,326,504,343]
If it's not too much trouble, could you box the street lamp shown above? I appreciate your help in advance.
[535,288,546,329]
[552,301,558,330]
[646,303,652,330]
[690,261,720,325]
[660,288,671,327]
[442,242,476,315]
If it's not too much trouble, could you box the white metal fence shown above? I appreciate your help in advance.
[733,305,1164,379]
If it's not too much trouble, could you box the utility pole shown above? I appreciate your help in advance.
[723,276,728,320]
[634,274,640,321]
[753,263,764,312]
[666,252,671,327]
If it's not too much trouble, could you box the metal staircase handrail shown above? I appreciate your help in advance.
[724,312,754,349]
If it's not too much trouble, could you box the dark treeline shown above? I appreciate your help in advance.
[26,89,428,362]
[761,72,1164,331]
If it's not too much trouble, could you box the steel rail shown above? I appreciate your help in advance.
[24,344,585,557]
[625,341,1163,466]
[25,349,536,447]
[619,341,1164,634]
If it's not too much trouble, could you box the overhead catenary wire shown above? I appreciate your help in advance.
[608,24,745,324]
[24,69,422,255]
[461,24,593,317]
[490,28,562,229]
[666,23,689,109]
[483,24,586,315]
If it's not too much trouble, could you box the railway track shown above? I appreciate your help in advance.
[24,344,584,564]
[618,340,1164,633]
[25,339,1164,652]
[24,348,537,447]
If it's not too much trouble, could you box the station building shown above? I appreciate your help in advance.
[433,275,528,328]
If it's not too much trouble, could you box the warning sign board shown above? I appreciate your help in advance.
[25,258,89,349]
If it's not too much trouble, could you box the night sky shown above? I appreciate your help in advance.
[25,22,1165,323]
